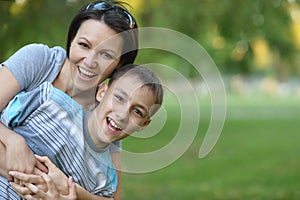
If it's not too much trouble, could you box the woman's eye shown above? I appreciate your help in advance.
[79,42,89,48]
[101,52,113,59]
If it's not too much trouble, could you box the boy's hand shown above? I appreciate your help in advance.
[9,155,70,198]
[10,174,76,200]
[35,155,69,194]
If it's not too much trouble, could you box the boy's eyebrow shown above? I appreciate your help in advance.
[116,88,149,115]
[115,88,129,99]
[135,103,148,114]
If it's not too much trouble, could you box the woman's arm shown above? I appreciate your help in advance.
[0,66,37,180]
[0,126,36,180]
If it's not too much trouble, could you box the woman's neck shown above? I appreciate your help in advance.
[53,58,97,110]
[72,90,97,110]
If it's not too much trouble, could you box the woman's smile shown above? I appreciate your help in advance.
[77,66,97,79]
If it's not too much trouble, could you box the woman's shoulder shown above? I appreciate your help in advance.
[22,43,65,55]
[9,43,66,62]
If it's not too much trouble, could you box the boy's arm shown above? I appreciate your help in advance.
[75,184,114,200]
[111,152,121,200]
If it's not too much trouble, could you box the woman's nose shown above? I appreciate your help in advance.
[84,51,98,68]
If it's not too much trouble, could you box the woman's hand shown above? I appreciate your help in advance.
[5,133,36,181]
[3,133,48,181]
[11,174,76,200]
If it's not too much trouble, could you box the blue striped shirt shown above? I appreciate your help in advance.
[0,82,117,199]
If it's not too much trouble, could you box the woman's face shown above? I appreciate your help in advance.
[69,19,124,91]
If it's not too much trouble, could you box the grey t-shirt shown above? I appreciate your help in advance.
[2,43,64,92]
[1,43,121,152]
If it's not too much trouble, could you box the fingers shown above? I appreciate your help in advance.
[10,182,32,196]
[41,173,55,193]
[33,167,43,176]
[12,173,76,200]
[67,177,76,199]
[35,155,53,169]
[27,182,46,199]
[40,173,61,199]
[13,177,20,185]
[9,171,43,184]
[22,194,39,200]
[35,159,48,174]
[42,174,76,200]
[10,174,50,200]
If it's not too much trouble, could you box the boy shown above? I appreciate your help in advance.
[0,64,163,199]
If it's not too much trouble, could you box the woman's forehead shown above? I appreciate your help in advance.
[77,19,124,49]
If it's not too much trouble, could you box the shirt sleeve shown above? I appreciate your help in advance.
[109,140,122,153]
[2,43,65,91]
[0,82,52,128]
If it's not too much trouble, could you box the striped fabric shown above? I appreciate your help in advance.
[0,82,117,199]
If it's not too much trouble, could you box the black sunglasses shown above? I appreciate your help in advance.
[86,1,136,29]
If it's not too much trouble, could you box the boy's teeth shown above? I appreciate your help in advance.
[108,117,121,130]
[79,67,95,77]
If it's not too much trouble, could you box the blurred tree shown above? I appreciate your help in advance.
[0,0,81,62]
[1,0,300,80]
[137,0,300,80]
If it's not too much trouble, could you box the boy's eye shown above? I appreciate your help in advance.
[133,108,144,117]
[114,94,123,101]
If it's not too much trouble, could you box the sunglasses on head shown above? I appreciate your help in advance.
[86,1,136,29]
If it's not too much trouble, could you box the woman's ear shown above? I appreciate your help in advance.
[96,83,108,102]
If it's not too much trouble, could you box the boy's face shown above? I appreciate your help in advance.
[89,74,157,147]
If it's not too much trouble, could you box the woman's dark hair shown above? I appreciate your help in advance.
[66,1,138,66]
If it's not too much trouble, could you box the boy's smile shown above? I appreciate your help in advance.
[106,116,122,135]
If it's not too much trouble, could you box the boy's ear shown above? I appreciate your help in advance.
[96,83,108,102]
[138,118,151,131]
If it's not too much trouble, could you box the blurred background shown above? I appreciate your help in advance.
[1,0,300,199]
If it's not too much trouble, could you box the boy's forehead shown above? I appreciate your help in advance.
[112,74,143,92]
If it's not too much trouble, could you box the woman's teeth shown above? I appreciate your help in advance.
[78,67,96,77]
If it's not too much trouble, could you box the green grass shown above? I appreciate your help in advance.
[121,94,300,199]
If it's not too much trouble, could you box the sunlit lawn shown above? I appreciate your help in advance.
[121,94,300,199]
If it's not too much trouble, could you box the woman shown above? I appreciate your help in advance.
[0,0,138,199]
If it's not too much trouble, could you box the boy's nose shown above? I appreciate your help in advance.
[114,108,128,121]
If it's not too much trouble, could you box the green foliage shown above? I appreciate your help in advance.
[138,0,300,79]
[0,0,82,62]
[1,0,300,79]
